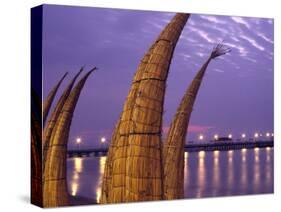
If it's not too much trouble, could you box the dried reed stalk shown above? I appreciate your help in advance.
[43,67,83,150]
[163,44,231,200]
[101,13,190,203]
[101,45,156,203]
[43,68,96,207]
[43,72,68,125]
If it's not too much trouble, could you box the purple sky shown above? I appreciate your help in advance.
[42,4,273,148]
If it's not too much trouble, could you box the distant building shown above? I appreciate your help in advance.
[214,137,232,142]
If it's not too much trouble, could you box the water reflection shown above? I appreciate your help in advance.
[212,150,220,196]
[71,182,78,196]
[67,147,273,202]
[266,147,271,162]
[184,152,189,189]
[240,148,247,191]
[254,147,259,162]
[265,147,273,189]
[241,148,247,162]
[96,156,106,203]
[75,157,83,173]
[253,148,260,192]
[197,151,206,198]
[70,157,84,196]
[228,150,233,163]
[227,150,234,194]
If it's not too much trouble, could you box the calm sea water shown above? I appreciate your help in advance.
[67,147,273,203]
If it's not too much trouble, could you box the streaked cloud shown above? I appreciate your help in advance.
[257,32,274,44]
[43,6,274,143]
[240,34,265,51]
[188,26,216,43]
[213,68,225,73]
[231,16,251,29]
[199,15,227,25]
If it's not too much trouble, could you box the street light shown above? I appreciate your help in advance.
[254,133,259,138]
[76,137,81,144]
[76,137,82,150]
[241,133,246,139]
[100,137,107,148]
[198,135,204,141]
[214,134,219,141]
[228,134,232,139]
[266,132,270,137]
[101,137,106,143]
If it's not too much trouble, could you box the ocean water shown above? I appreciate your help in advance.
[67,147,273,203]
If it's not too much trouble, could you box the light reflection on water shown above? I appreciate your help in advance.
[67,148,273,202]
[196,151,206,198]
[96,156,106,203]
[240,148,247,192]
[212,150,220,196]
[70,157,83,196]
[227,150,234,195]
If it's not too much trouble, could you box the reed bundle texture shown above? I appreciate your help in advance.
[43,68,95,207]
[43,68,83,149]
[163,44,231,200]
[101,13,190,203]
[43,72,68,125]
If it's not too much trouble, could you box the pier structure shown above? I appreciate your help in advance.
[67,140,273,158]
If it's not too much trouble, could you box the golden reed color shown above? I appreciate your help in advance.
[101,13,190,203]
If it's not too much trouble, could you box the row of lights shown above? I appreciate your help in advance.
[75,136,107,144]
[198,132,274,140]
[76,132,274,143]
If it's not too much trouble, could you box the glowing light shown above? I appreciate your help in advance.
[214,157,219,165]
[74,157,83,173]
[71,182,78,196]
[214,150,220,158]
[198,151,205,158]
[73,172,79,180]
[76,137,81,144]
[214,134,219,140]
[184,152,188,159]
[228,134,232,139]
[198,151,205,168]
[101,137,106,143]
[228,150,233,155]
[241,148,247,162]
[96,187,101,203]
[266,132,270,137]
[214,150,219,165]
[271,133,274,137]
[198,135,204,140]
[254,133,259,138]
[99,156,106,174]
[96,156,107,203]
[241,133,246,138]
[266,147,271,151]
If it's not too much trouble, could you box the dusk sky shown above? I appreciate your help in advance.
[42,4,273,149]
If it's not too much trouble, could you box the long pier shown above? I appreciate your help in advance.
[67,140,273,158]
[185,140,273,152]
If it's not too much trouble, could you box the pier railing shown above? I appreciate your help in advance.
[67,140,273,158]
